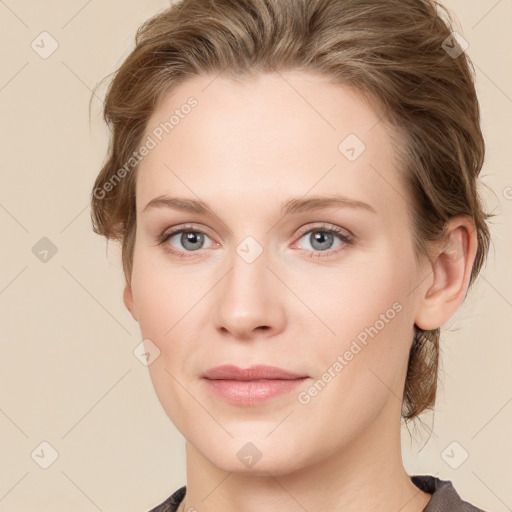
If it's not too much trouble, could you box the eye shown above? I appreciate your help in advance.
[294,223,354,259]
[158,225,216,258]
[156,222,354,260]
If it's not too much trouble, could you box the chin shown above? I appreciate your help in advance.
[194,434,314,476]
[212,453,303,477]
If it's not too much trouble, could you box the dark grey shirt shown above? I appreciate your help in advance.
[147,475,488,512]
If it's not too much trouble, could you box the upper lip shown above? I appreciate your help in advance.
[201,364,308,381]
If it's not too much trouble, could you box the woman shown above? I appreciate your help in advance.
[90,0,491,510]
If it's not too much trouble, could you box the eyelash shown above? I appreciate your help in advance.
[156,223,355,260]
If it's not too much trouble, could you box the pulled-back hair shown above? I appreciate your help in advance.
[90,0,491,421]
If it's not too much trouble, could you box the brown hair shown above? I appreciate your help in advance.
[90,0,492,421]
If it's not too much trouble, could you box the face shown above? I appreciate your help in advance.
[125,71,427,475]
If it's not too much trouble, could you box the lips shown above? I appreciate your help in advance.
[201,364,307,381]
[201,365,310,406]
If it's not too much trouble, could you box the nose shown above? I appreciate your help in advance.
[212,242,287,340]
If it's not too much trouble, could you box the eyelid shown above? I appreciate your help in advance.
[157,222,352,243]
[156,223,215,244]
[156,221,355,258]
[294,222,354,241]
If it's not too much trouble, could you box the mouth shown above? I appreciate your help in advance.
[201,364,308,381]
[201,364,310,406]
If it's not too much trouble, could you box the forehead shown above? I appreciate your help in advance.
[136,71,405,217]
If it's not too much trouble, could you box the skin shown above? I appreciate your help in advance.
[123,70,478,512]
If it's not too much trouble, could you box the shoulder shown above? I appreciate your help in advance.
[145,485,186,512]
[147,478,490,512]
[411,474,489,512]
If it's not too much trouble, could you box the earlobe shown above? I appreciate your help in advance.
[123,282,138,322]
[415,218,478,331]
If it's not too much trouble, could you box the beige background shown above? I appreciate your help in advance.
[0,1,511,511]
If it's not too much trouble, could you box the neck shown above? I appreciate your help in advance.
[178,401,432,512]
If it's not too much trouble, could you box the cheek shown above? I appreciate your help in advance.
[130,247,179,361]
[130,242,200,337]
[132,277,173,342]
[131,225,417,378]
[316,256,411,340]
[293,280,412,436]
[130,247,217,385]
[303,251,416,389]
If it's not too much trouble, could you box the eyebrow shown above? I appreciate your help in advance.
[141,194,376,216]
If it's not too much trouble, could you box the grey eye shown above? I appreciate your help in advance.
[170,230,211,251]
[297,230,343,252]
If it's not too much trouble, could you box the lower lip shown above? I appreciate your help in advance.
[203,378,309,405]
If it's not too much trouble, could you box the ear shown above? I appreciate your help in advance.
[123,281,138,322]
[415,217,478,331]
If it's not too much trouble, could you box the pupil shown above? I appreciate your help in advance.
[182,231,203,250]
[312,231,332,250]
